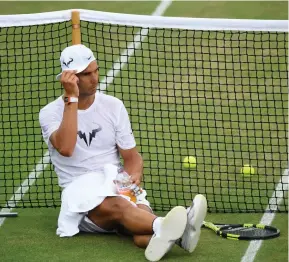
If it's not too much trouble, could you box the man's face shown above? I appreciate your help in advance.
[76,60,99,96]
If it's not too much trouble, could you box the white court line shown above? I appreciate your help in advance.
[98,0,172,92]
[241,169,289,262]
[0,151,50,226]
[0,0,173,227]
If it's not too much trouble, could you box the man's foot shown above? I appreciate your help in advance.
[178,194,207,253]
[145,206,187,262]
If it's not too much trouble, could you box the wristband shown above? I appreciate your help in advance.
[64,97,78,104]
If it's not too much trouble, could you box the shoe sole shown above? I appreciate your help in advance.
[145,206,187,262]
[182,194,207,253]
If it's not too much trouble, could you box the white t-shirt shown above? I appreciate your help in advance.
[39,92,136,187]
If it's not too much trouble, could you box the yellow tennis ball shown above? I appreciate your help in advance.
[241,164,255,176]
[183,156,196,168]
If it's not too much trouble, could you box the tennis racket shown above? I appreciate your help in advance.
[202,221,280,240]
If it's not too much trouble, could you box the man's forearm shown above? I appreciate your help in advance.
[55,103,78,156]
[123,152,144,185]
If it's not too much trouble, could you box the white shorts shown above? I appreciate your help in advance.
[79,216,116,233]
[78,191,152,234]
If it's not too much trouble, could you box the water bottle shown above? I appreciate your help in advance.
[114,168,141,203]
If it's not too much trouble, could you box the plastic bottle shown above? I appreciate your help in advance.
[114,168,139,203]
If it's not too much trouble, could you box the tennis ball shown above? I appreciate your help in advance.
[183,156,196,168]
[241,164,255,176]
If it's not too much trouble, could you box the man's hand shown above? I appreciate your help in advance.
[60,70,79,97]
[118,147,144,187]
[130,173,142,186]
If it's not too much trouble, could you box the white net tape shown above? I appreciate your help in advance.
[0,9,287,32]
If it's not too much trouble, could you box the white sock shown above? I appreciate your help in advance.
[152,217,163,237]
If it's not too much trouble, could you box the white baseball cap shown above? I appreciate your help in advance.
[56,44,96,80]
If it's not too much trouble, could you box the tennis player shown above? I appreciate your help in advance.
[39,44,207,261]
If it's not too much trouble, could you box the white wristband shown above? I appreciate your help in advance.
[64,97,78,104]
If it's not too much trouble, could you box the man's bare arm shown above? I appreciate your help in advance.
[50,70,79,157]
[118,147,144,186]
[50,103,78,157]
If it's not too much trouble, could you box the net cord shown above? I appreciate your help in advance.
[0,9,71,27]
[0,9,287,32]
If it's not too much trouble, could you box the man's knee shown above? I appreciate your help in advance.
[94,196,133,221]
[137,204,153,214]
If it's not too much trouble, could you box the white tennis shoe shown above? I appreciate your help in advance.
[145,206,187,262]
[178,194,207,253]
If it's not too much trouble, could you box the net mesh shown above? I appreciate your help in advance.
[0,16,288,212]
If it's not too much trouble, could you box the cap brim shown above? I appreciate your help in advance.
[56,72,62,80]
[55,58,96,80]
[55,64,86,80]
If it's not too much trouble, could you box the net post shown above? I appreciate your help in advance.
[71,10,81,45]
[0,212,18,217]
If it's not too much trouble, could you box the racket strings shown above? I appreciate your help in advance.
[222,227,275,237]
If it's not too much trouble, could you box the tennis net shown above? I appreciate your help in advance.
[0,10,287,212]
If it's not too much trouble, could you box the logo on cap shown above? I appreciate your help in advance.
[62,58,74,68]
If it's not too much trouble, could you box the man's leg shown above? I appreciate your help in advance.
[88,196,188,261]
[134,194,208,252]
[132,204,154,248]
[87,196,157,235]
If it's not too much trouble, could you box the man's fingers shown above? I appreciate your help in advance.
[130,175,141,186]
[74,75,79,83]
[133,179,141,186]
[66,74,78,83]
[61,73,78,84]
[59,70,79,97]
[62,70,77,74]
[61,70,77,81]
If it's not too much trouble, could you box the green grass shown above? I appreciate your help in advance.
[0,1,288,262]
[0,1,157,15]
[0,208,287,262]
[255,213,288,262]
[166,1,288,19]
